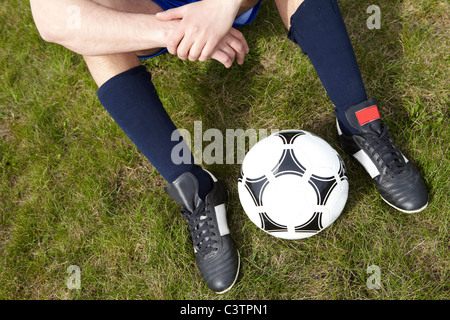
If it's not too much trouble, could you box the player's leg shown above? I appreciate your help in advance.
[239,0,262,15]
[84,0,240,293]
[275,0,428,212]
[275,0,367,134]
[85,0,214,191]
[274,0,304,29]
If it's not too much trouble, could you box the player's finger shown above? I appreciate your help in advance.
[155,7,185,21]
[224,33,246,65]
[188,39,206,62]
[211,49,234,68]
[166,28,184,55]
[199,37,221,62]
[218,43,236,62]
[176,36,195,61]
[228,28,249,54]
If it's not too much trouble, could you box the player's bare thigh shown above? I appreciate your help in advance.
[274,0,305,29]
[239,0,261,15]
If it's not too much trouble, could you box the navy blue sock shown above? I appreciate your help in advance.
[287,0,368,135]
[97,65,212,199]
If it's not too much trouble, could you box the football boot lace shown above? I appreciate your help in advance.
[181,202,218,257]
[362,122,405,177]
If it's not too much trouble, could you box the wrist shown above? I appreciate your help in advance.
[141,16,175,49]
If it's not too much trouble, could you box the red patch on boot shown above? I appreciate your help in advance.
[355,105,380,125]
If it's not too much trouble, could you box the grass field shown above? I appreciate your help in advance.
[0,0,448,300]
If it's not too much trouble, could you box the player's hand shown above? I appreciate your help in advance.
[210,28,249,68]
[156,0,247,65]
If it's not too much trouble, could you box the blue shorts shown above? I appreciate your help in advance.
[139,0,262,59]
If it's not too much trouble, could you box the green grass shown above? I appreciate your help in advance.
[0,0,448,300]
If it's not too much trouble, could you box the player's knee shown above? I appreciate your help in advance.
[83,53,141,87]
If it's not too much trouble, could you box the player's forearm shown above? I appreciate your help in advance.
[30,0,169,56]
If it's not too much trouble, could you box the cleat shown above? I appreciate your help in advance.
[337,98,428,213]
[165,170,240,293]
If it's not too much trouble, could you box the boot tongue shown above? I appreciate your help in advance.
[360,119,383,136]
[164,173,202,213]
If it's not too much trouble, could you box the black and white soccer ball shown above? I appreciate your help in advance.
[238,130,349,240]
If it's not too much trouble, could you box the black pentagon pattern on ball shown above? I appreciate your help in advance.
[259,212,288,233]
[294,212,323,233]
[275,130,305,144]
[308,174,338,206]
[241,175,269,207]
[272,130,307,177]
[272,149,306,178]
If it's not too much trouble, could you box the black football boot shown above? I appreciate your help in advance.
[165,170,240,293]
[337,98,428,213]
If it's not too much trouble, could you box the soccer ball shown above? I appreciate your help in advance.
[238,130,349,240]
